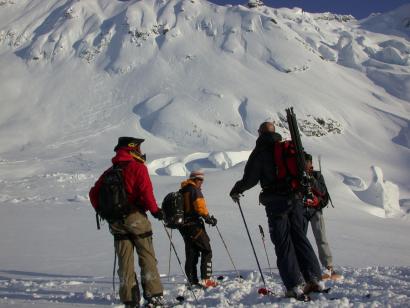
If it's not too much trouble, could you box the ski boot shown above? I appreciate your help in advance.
[201,278,218,288]
[124,301,140,308]
[285,286,310,302]
[145,295,165,307]
[322,266,342,281]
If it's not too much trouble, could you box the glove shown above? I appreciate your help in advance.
[304,196,320,208]
[204,215,217,226]
[152,208,164,221]
[230,192,242,204]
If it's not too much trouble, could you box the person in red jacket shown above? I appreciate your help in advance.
[89,137,164,308]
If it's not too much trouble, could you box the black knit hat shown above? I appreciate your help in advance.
[114,136,145,151]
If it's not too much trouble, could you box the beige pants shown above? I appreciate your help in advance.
[110,211,163,302]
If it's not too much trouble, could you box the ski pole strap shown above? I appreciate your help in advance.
[237,201,267,287]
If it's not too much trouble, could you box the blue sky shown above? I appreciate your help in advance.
[209,0,410,19]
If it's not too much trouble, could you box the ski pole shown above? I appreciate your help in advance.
[162,223,199,304]
[215,225,241,279]
[112,247,117,295]
[235,200,267,287]
[258,225,273,277]
[167,229,172,281]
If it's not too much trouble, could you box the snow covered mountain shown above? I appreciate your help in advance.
[0,1,409,307]
[1,0,409,211]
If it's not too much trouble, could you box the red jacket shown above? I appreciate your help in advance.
[89,148,160,214]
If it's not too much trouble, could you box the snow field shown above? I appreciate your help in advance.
[1,267,409,307]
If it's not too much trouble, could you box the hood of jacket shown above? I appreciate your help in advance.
[112,148,145,165]
[255,132,282,150]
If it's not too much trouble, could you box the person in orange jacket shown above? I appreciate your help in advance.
[178,170,218,288]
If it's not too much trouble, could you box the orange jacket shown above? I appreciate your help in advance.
[180,179,209,217]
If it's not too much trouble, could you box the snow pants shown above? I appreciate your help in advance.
[264,196,322,290]
[110,210,163,304]
[303,208,333,268]
[179,222,212,284]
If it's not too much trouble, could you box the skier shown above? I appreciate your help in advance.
[178,170,218,288]
[229,121,324,300]
[303,153,341,280]
[89,137,165,308]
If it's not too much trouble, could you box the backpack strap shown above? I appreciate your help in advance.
[112,161,131,170]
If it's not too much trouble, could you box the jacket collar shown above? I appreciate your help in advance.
[256,132,282,148]
[112,148,145,164]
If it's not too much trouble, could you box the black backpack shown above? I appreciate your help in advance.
[162,191,185,229]
[97,163,132,224]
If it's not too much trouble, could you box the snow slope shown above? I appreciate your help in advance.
[0,0,410,307]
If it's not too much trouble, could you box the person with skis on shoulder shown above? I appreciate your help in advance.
[229,121,324,301]
[303,153,341,281]
[178,170,218,289]
[89,137,165,308]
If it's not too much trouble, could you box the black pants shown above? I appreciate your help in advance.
[265,196,321,290]
[179,223,212,284]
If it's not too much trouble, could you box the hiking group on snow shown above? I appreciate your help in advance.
[89,109,341,308]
